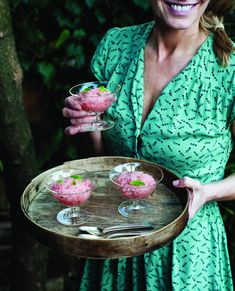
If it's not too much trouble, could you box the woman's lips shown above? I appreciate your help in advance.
[165,1,198,15]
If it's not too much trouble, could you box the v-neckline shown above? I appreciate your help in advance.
[139,23,212,130]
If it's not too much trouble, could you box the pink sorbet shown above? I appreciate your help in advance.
[115,171,156,199]
[77,87,116,112]
[50,177,93,206]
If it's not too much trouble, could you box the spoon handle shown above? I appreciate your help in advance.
[78,232,147,240]
[107,232,147,239]
[103,223,154,233]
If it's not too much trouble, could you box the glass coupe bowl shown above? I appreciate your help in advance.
[109,162,163,218]
[69,80,121,132]
[45,168,96,226]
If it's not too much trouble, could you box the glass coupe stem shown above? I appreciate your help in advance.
[57,206,89,226]
[131,200,143,211]
[94,113,103,125]
[118,199,153,218]
[70,206,80,218]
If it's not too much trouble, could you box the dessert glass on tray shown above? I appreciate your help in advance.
[110,162,163,219]
[45,168,96,226]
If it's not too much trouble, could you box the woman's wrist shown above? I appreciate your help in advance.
[88,131,106,155]
[202,183,220,203]
[202,175,235,203]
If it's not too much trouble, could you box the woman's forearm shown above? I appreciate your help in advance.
[204,174,235,202]
[88,132,106,156]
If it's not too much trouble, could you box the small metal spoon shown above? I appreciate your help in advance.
[78,223,154,236]
[78,231,148,240]
[79,226,102,236]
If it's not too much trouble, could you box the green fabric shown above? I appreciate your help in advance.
[77,22,234,290]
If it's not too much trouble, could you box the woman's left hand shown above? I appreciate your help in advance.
[173,177,208,219]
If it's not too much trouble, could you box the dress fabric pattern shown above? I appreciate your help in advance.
[77,22,235,290]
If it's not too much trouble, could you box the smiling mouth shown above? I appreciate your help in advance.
[165,2,197,12]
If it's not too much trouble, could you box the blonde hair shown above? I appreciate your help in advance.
[199,1,235,67]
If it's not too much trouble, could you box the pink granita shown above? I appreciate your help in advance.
[77,87,116,112]
[50,177,93,206]
[115,171,156,199]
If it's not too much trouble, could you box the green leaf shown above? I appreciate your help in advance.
[56,179,64,184]
[56,15,74,29]
[129,180,145,186]
[81,87,91,93]
[37,62,55,86]
[0,160,3,172]
[99,86,108,92]
[85,0,95,8]
[73,29,86,40]
[70,175,83,181]
[65,2,82,15]
[66,44,85,67]
[95,9,106,24]
[55,29,71,48]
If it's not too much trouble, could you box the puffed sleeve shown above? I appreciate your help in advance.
[90,27,118,81]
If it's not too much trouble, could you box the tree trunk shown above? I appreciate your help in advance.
[0,1,47,290]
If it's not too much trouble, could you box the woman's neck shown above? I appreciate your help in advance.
[150,23,208,62]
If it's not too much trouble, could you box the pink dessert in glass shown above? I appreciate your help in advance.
[77,86,116,113]
[69,81,120,132]
[115,171,156,199]
[50,176,94,206]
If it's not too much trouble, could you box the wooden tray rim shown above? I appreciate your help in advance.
[20,156,190,258]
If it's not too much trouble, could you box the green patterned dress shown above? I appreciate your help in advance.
[77,22,234,290]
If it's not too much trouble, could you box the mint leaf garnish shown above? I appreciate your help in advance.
[129,180,145,186]
[99,85,108,92]
[81,88,89,93]
[70,175,83,181]
[56,179,64,184]
[81,86,93,93]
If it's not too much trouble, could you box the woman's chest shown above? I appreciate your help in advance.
[143,49,194,125]
[107,71,230,140]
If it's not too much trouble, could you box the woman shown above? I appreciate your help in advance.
[63,0,235,290]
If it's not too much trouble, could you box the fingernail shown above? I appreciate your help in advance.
[173,180,179,186]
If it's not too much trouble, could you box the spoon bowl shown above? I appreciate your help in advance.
[79,225,102,236]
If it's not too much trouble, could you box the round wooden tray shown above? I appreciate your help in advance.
[21,156,189,259]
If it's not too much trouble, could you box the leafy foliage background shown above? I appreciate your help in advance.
[9,0,154,169]
[8,0,235,280]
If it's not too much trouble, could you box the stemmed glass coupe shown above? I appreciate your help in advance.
[69,80,120,132]
[45,168,96,226]
[110,162,163,219]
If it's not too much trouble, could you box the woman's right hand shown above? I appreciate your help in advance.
[62,95,97,135]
